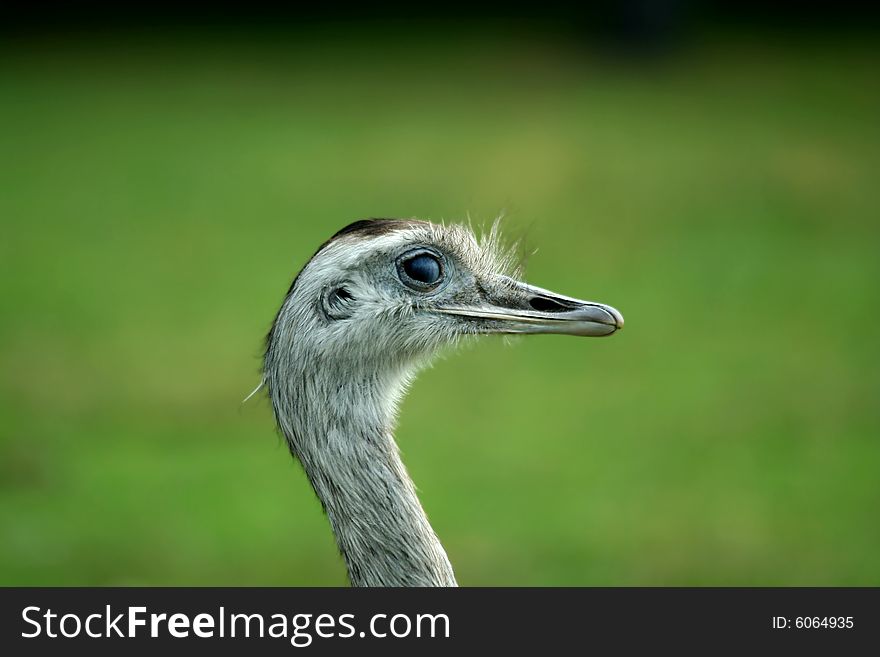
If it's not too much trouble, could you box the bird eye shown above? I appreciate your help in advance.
[398,251,443,289]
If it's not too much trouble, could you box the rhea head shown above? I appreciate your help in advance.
[266,218,622,380]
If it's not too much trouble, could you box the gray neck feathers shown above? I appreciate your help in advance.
[265,343,457,587]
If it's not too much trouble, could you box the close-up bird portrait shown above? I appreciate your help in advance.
[2,2,879,612]
[262,219,622,586]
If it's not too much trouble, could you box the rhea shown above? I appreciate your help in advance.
[263,219,623,586]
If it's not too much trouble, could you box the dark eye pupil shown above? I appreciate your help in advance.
[403,254,441,285]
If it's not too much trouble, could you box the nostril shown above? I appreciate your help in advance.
[529,296,569,313]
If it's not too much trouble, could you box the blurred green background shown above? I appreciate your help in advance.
[1,17,878,585]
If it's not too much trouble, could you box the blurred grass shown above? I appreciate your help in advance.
[1,28,878,585]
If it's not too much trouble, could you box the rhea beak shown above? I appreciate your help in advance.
[435,276,624,337]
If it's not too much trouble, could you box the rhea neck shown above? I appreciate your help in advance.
[267,346,457,587]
